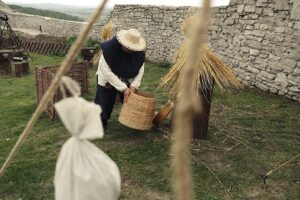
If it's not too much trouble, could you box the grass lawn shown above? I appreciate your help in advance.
[0,53,299,200]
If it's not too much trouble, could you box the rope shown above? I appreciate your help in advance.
[59,76,81,98]
[170,0,211,199]
[0,0,109,177]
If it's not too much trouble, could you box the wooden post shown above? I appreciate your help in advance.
[193,82,214,139]
[15,62,29,77]
[170,82,214,140]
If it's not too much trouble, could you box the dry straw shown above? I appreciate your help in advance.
[119,92,156,130]
[171,0,211,199]
[92,20,113,65]
[0,0,109,177]
[159,13,242,98]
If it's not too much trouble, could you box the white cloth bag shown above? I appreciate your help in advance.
[54,97,121,200]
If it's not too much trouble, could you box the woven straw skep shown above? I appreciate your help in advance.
[158,14,242,98]
[92,21,113,65]
[119,92,156,131]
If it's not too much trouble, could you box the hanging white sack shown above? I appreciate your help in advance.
[54,95,121,200]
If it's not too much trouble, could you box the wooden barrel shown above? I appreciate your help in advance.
[15,61,30,77]
[0,60,12,75]
[119,92,156,131]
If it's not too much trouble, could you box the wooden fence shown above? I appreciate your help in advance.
[20,41,71,55]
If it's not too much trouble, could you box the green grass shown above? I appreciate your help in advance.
[0,53,299,199]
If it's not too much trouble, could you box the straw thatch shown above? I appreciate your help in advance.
[158,14,242,98]
[92,21,113,65]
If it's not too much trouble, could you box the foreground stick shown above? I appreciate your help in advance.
[0,0,109,177]
[171,0,211,199]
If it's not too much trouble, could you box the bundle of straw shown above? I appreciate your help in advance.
[158,14,242,98]
[92,21,113,65]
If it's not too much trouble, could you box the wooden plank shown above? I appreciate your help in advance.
[56,43,63,55]
[34,42,40,53]
[28,42,33,51]
[59,44,66,55]
[29,42,35,51]
[32,42,38,52]
[46,43,53,54]
[52,43,60,55]
[38,43,45,54]
[49,43,56,55]
[24,41,30,50]
[63,44,71,55]
[42,43,49,54]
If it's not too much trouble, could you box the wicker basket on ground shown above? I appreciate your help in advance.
[35,61,89,120]
[119,92,156,131]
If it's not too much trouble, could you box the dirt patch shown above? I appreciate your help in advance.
[245,183,287,200]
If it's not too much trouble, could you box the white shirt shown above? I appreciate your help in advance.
[96,55,144,92]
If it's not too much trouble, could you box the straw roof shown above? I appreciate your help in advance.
[92,21,113,65]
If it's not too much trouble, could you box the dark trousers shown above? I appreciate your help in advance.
[94,80,124,123]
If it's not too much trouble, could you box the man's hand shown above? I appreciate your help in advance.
[130,86,137,93]
[123,88,132,103]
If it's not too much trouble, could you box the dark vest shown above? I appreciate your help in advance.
[100,37,145,79]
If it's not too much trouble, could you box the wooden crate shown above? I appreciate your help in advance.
[35,61,89,120]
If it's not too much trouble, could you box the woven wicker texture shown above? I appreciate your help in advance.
[119,91,156,130]
[35,61,89,120]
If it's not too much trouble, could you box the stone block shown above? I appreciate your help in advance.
[255,8,263,15]
[256,82,269,91]
[217,39,229,48]
[275,27,285,33]
[250,49,260,56]
[248,40,262,49]
[288,75,300,86]
[291,0,300,20]
[275,73,288,88]
[241,46,249,53]
[257,0,268,6]
[257,71,276,80]
[263,8,274,16]
[289,86,300,92]
[295,22,300,30]
[244,5,256,13]
[269,87,278,93]
[294,66,300,75]
[252,30,266,37]
[274,35,284,42]
[237,5,244,13]
[274,0,290,10]
[265,32,275,39]
[248,66,260,74]
[259,53,268,59]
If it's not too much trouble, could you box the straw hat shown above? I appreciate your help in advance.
[116,28,146,51]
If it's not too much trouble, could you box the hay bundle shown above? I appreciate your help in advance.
[92,21,113,65]
[158,15,242,98]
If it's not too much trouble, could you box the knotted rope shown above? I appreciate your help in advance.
[171,0,211,199]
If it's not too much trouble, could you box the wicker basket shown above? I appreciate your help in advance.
[35,61,89,120]
[119,91,156,130]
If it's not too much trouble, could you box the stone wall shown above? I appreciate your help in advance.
[110,1,299,102]
[2,10,110,39]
